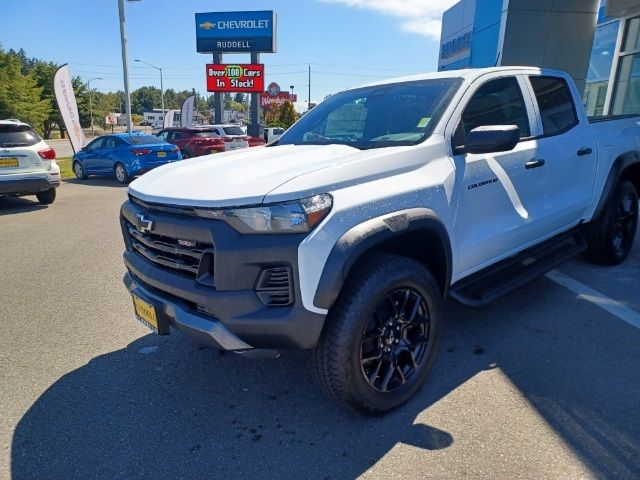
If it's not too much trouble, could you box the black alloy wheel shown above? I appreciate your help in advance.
[360,288,431,393]
[584,180,638,265]
[611,185,638,259]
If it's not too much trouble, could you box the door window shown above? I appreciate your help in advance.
[156,131,168,141]
[460,77,531,139]
[86,138,104,151]
[530,76,579,136]
[168,131,183,141]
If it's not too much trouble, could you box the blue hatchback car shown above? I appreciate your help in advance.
[72,133,182,184]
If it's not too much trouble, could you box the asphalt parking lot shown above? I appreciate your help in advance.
[1,180,639,479]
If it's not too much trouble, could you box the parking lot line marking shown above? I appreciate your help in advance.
[546,270,640,330]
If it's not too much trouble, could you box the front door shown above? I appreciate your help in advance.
[450,75,547,276]
[81,137,105,173]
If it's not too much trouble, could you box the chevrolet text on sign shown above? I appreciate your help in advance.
[206,64,265,93]
[195,11,276,53]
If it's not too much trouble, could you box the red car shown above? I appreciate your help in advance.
[156,127,227,158]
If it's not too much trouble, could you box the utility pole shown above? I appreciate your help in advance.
[248,52,262,139]
[213,52,223,124]
[118,0,133,134]
[86,77,102,138]
[308,64,311,111]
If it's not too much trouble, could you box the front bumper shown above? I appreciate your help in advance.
[0,174,60,195]
[120,198,326,351]
[124,271,254,350]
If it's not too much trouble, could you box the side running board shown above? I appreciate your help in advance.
[449,230,587,307]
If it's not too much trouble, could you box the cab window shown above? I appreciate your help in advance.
[529,76,578,136]
[460,77,531,139]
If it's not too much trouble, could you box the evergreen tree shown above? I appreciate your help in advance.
[0,49,50,134]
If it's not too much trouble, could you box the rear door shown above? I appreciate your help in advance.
[448,74,549,275]
[524,75,597,228]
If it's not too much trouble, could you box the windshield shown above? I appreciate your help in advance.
[277,78,462,150]
[222,126,245,136]
[0,124,41,147]
[192,130,218,138]
[128,135,165,145]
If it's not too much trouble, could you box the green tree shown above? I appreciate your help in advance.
[131,86,161,115]
[72,77,91,129]
[0,48,50,134]
[278,100,297,128]
[30,61,60,138]
[234,92,245,104]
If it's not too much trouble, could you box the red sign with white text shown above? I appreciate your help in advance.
[206,64,264,93]
[261,92,295,109]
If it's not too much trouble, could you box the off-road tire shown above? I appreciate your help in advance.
[310,254,443,415]
[583,180,638,265]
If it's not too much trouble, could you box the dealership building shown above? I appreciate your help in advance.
[439,0,640,116]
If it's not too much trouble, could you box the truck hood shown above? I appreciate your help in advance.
[128,144,379,207]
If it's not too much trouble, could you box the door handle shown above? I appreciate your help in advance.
[577,147,593,156]
[525,159,546,169]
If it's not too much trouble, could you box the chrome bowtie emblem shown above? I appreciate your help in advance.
[135,213,153,233]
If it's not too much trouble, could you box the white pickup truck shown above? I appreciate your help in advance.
[120,67,639,414]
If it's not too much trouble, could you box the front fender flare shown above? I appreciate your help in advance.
[313,208,452,310]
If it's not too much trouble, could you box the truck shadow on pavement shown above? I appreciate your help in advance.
[64,178,129,188]
[11,280,640,479]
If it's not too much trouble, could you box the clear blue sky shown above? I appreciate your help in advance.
[2,0,453,102]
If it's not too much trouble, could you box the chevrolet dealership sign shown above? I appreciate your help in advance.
[195,11,276,53]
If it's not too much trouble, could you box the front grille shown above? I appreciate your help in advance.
[125,219,212,279]
[255,267,293,306]
[129,195,200,217]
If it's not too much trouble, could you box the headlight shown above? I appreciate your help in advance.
[202,194,333,234]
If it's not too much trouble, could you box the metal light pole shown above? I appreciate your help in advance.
[134,59,164,114]
[290,85,295,98]
[118,0,135,134]
[86,77,103,138]
[308,64,311,111]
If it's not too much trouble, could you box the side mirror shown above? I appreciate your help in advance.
[464,125,520,154]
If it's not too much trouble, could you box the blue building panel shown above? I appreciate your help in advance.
[471,23,501,67]
[473,0,503,33]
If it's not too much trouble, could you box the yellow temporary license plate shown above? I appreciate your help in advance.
[0,158,19,168]
[132,293,159,332]
[157,151,167,158]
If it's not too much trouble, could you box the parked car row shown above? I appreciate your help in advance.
[0,119,279,193]
[71,123,272,183]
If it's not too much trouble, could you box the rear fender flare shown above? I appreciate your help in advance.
[592,151,640,220]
